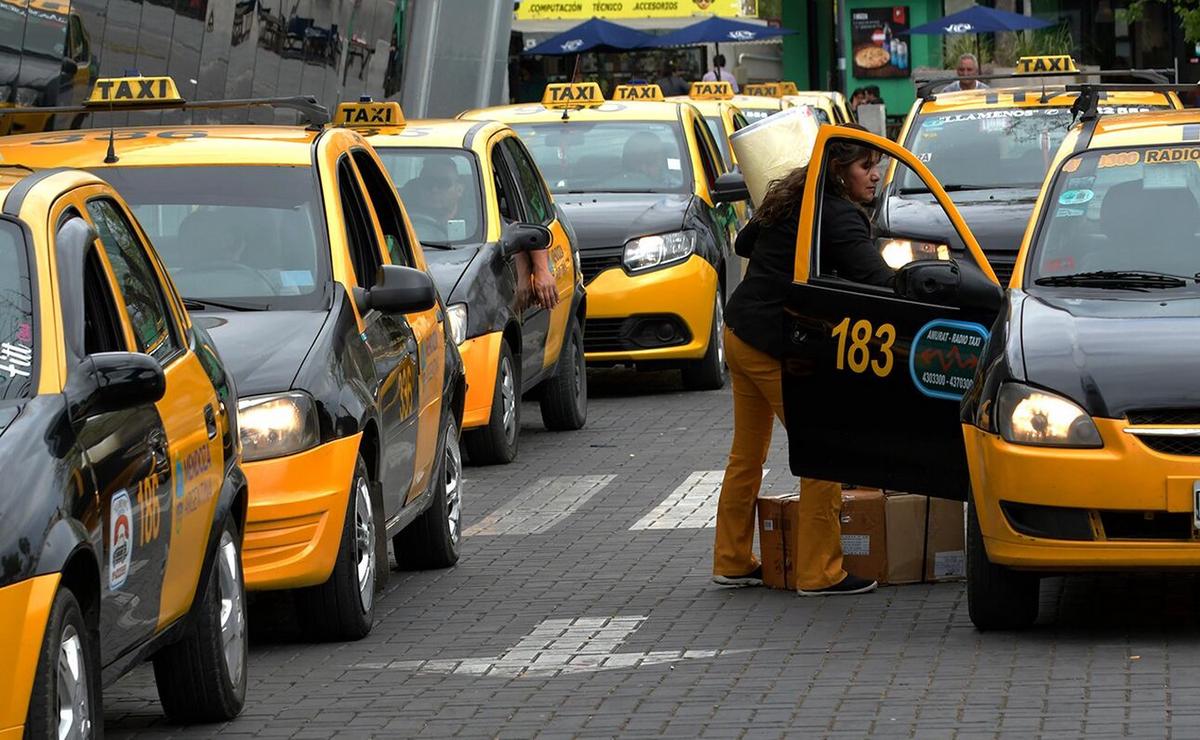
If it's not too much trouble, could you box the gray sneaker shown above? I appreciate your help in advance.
[712,566,763,587]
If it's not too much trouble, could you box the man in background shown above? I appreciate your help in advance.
[942,53,988,92]
[656,60,689,96]
[701,54,739,93]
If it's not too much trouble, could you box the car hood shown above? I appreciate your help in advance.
[883,190,1038,255]
[555,192,690,250]
[1018,291,1200,417]
[422,245,482,300]
[192,310,329,397]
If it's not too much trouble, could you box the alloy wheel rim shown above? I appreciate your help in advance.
[56,624,90,740]
[444,422,463,545]
[217,529,245,687]
[500,356,516,443]
[353,477,375,612]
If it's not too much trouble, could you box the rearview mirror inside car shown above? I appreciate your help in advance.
[711,172,750,203]
[360,264,437,314]
[501,222,552,256]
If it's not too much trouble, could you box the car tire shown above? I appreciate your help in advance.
[297,455,376,641]
[539,321,587,431]
[397,415,463,569]
[154,515,247,723]
[681,293,727,392]
[966,492,1039,631]
[463,341,520,465]
[27,587,100,740]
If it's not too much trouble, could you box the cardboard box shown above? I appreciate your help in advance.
[885,494,966,584]
[756,495,792,590]
[839,488,888,585]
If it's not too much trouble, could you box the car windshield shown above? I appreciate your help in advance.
[0,220,34,400]
[0,0,68,57]
[376,148,484,247]
[511,121,691,194]
[99,166,329,310]
[1029,146,1200,286]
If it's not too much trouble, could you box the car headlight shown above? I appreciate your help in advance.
[14,87,39,107]
[446,303,468,345]
[623,230,696,272]
[996,383,1102,448]
[237,392,320,461]
[877,237,950,269]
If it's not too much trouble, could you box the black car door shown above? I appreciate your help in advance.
[782,127,1003,500]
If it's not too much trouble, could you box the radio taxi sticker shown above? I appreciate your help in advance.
[909,320,989,401]
[1058,189,1094,206]
[1144,147,1200,164]
[109,489,133,589]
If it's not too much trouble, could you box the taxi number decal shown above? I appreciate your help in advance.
[30,130,208,145]
[1098,151,1141,168]
[830,317,895,378]
[135,472,162,546]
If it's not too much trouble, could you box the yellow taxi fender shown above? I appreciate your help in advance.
[242,433,364,590]
[459,331,505,430]
[0,574,60,736]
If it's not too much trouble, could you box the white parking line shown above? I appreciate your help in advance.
[464,474,617,536]
[629,469,769,530]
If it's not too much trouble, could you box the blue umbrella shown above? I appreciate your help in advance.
[904,5,1052,35]
[524,18,655,55]
[649,17,796,48]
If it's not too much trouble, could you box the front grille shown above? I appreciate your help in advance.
[583,315,691,353]
[989,253,1017,286]
[579,246,624,284]
[583,318,626,353]
[1128,409,1200,426]
[1134,436,1200,456]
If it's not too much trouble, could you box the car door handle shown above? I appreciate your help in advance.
[204,404,218,440]
[148,430,168,471]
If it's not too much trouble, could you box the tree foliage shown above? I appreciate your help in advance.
[1122,0,1200,42]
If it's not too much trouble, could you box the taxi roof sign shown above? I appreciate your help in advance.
[743,81,798,98]
[335,99,405,128]
[1016,55,1078,74]
[542,82,605,109]
[612,84,664,101]
[86,76,183,107]
[688,81,734,100]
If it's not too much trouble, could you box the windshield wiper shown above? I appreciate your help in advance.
[419,241,455,250]
[182,297,267,311]
[899,184,1002,195]
[1033,270,1195,291]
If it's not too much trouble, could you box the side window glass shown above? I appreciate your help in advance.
[85,199,179,362]
[491,144,521,224]
[811,141,968,289]
[691,119,721,186]
[733,112,749,131]
[501,138,552,226]
[82,248,126,355]
[338,159,382,287]
[351,149,413,267]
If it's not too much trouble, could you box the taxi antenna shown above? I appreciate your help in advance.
[103,104,119,163]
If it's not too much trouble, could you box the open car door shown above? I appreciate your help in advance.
[783,126,1004,500]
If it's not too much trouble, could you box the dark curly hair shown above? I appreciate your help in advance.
[752,123,878,226]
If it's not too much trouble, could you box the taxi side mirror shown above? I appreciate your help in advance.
[711,172,750,203]
[359,264,436,314]
[501,222,552,257]
[895,259,1003,312]
[67,352,166,421]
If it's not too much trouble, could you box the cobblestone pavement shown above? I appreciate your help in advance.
[106,369,1200,738]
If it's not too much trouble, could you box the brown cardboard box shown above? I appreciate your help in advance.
[884,494,967,584]
[839,488,888,585]
[756,495,792,590]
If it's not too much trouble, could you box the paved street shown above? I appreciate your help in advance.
[106,368,1200,739]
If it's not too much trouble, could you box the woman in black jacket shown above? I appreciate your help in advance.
[712,125,890,594]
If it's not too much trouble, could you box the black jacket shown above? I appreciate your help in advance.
[818,195,894,287]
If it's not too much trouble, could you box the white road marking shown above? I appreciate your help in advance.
[630,469,769,530]
[464,474,616,536]
[352,616,751,677]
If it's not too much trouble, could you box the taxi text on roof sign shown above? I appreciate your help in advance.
[335,100,405,128]
[689,81,734,100]
[612,84,664,101]
[87,76,183,106]
[743,81,798,98]
[542,82,605,108]
[1016,55,1078,74]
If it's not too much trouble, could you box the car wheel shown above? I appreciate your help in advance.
[463,341,520,465]
[154,515,247,722]
[681,292,727,391]
[27,587,99,740]
[298,455,376,641]
[966,492,1039,631]
[397,414,463,569]
[539,320,587,431]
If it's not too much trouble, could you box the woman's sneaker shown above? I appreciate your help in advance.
[797,573,877,597]
[712,566,763,587]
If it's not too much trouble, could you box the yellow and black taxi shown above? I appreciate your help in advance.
[0,166,248,734]
[332,99,586,465]
[781,89,1200,630]
[460,82,746,390]
[0,0,97,134]
[730,81,793,124]
[781,90,854,125]
[665,81,750,171]
[882,55,1181,283]
[0,75,467,641]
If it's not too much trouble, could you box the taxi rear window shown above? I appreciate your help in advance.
[375,148,484,247]
[0,220,34,400]
[511,121,691,195]
[1030,146,1200,285]
[99,166,329,310]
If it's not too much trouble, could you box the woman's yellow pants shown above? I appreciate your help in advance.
[713,328,846,590]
